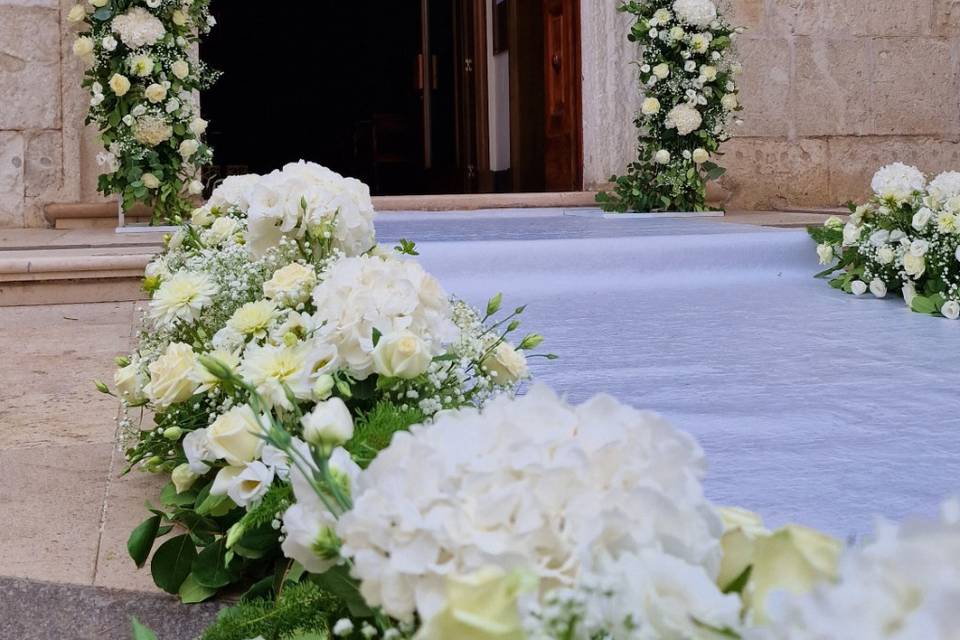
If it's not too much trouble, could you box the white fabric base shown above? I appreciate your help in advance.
[377,213,960,536]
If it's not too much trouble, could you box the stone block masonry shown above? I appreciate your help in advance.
[3,0,960,227]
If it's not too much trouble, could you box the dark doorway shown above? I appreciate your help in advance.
[201,1,582,196]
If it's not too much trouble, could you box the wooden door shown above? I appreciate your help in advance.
[543,0,582,191]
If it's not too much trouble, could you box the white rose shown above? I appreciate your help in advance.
[179,139,200,159]
[373,331,433,379]
[188,117,208,136]
[842,222,861,246]
[482,341,529,384]
[141,173,160,189]
[641,97,661,116]
[101,35,117,52]
[144,83,166,104]
[114,361,147,403]
[207,405,265,466]
[721,93,739,110]
[877,246,895,265]
[108,73,131,96]
[172,9,187,26]
[912,207,934,230]
[204,216,240,245]
[692,148,709,164]
[171,463,200,494]
[188,180,204,195]
[67,4,86,22]
[816,244,834,265]
[869,279,887,298]
[700,65,717,81]
[684,60,697,73]
[902,253,926,278]
[263,262,317,306]
[652,63,671,79]
[909,239,930,257]
[301,397,354,447]
[171,60,190,80]
[191,206,215,227]
[72,36,94,58]
[654,149,671,165]
[942,300,960,319]
[143,343,200,408]
[850,280,868,296]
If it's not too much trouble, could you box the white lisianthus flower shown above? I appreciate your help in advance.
[910,238,930,256]
[721,93,739,111]
[876,245,895,265]
[179,139,200,160]
[171,463,200,494]
[842,222,861,246]
[912,207,934,230]
[652,63,671,80]
[372,331,433,379]
[871,162,926,202]
[171,59,190,80]
[902,253,926,278]
[72,36,94,59]
[942,301,960,320]
[816,244,834,265]
[207,405,265,466]
[337,385,724,623]
[143,343,201,408]
[108,73,131,96]
[311,254,457,379]
[67,4,86,22]
[263,263,317,307]
[641,97,661,116]
[239,341,339,410]
[144,83,166,104]
[141,173,160,189]
[112,6,166,49]
[301,397,354,447]
[149,270,217,327]
[654,149,671,165]
[664,103,703,135]
[673,0,718,27]
[225,461,274,507]
[850,280,868,296]
[869,279,888,298]
[692,148,710,164]
[183,428,216,474]
[128,54,155,78]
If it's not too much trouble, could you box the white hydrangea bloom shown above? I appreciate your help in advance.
[672,0,718,27]
[751,499,960,640]
[111,7,166,49]
[337,385,723,623]
[664,103,704,136]
[927,171,960,205]
[311,254,458,380]
[870,163,926,202]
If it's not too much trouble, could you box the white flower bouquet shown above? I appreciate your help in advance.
[68,0,219,223]
[598,0,744,213]
[810,163,960,319]
[103,162,550,605]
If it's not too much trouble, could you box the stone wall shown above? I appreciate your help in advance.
[583,0,960,209]
[2,1,960,227]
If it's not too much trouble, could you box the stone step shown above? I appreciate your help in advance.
[0,576,226,640]
[45,203,154,230]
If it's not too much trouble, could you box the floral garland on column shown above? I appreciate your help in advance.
[597,0,744,213]
[69,0,219,225]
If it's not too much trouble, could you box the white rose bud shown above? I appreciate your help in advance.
[312,374,335,401]
[654,149,671,165]
[912,207,934,230]
[171,463,200,494]
[869,279,887,298]
[942,300,960,320]
[641,97,661,116]
[482,341,529,384]
[141,173,160,189]
[850,280,868,296]
[692,148,709,164]
[373,331,432,379]
[301,397,354,448]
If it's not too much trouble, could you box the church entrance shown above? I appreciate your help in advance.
[200,1,582,197]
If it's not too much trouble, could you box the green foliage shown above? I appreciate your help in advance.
[345,401,426,467]
[200,582,338,640]
[131,618,159,640]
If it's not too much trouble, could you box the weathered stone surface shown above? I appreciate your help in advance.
[828,136,960,204]
[735,37,793,137]
[24,130,61,197]
[0,6,60,130]
[791,37,874,136]
[729,0,765,31]
[791,0,933,37]
[872,37,960,136]
[0,132,25,228]
[720,137,832,209]
[933,0,960,36]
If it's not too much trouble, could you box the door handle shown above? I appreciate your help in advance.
[552,53,561,71]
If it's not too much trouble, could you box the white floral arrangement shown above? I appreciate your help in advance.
[68,0,219,224]
[104,162,549,607]
[810,163,960,319]
[598,0,744,213]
